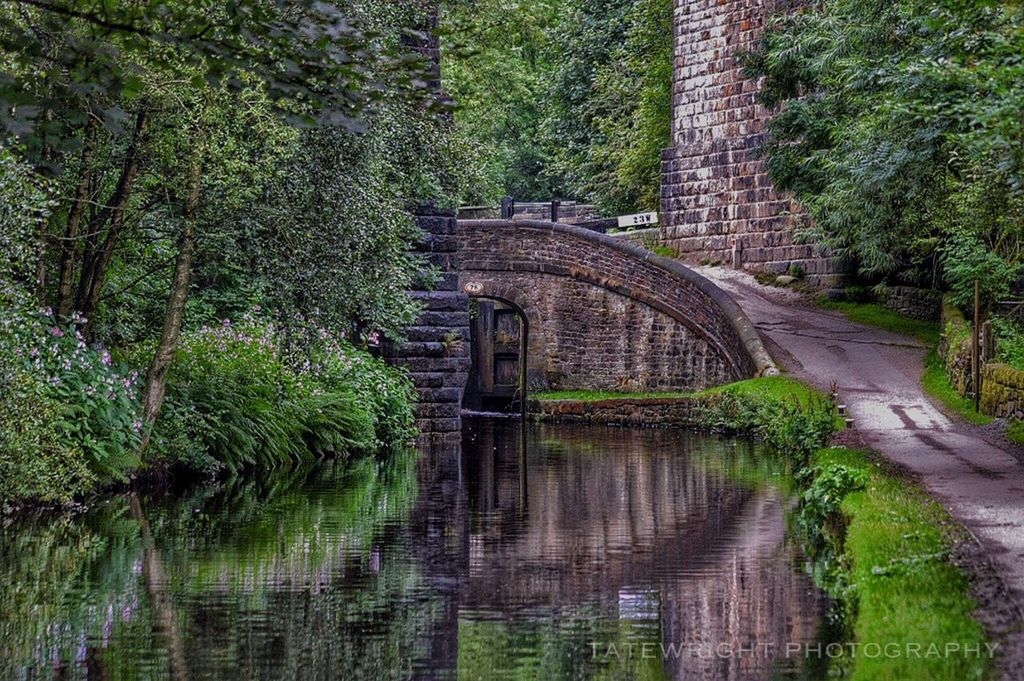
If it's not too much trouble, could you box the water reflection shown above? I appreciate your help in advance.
[0,419,832,680]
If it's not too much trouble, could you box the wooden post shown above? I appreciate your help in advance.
[550,200,560,223]
[973,280,981,412]
[982,320,994,363]
[500,196,514,220]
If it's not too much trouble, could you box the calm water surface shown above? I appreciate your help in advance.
[0,419,835,680]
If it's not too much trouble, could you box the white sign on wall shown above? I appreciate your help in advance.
[617,212,660,229]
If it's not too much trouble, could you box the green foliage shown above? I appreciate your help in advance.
[1005,419,1024,447]
[0,0,441,161]
[1,306,142,481]
[442,0,672,212]
[940,231,1022,312]
[795,462,868,556]
[563,0,673,214]
[0,153,142,501]
[441,0,567,203]
[922,350,993,426]
[0,369,95,505]
[145,314,414,474]
[0,0,438,505]
[694,388,837,463]
[798,448,989,681]
[750,0,1024,291]
[0,148,50,293]
[242,121,441,341]
[990,316,1024,371]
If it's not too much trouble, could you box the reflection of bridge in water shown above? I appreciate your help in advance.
[409,420,831,680]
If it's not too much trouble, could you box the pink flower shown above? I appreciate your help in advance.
[50,327,64,337]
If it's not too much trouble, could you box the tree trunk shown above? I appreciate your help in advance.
[139,160,202,451]
[56,116,99,317]
[129,495,191,681]
[76,106,149,332]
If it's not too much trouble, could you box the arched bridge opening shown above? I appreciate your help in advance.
[463,296,529,414]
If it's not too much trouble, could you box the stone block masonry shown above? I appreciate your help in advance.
[457,220,775,394]
[660,0,847,286]
[384,208,470,446]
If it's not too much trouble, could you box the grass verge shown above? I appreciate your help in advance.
[695,375,823,401]
[811,447,988,681]
[534,376,821,403]
[922,350,993,426]
[817,299,940,346]
[1005,419,1024,446]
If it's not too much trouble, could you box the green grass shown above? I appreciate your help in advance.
[695,375,824,401]
[922,350,993,426]
[814,447,989,681]
[1005,419,1024,446]
[650,244,678,258]
[818,299,940,345]
[533,376,823,403]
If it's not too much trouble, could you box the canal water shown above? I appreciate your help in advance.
[0,418,836,680]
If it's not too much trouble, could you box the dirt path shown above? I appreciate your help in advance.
[697,266,1024,668]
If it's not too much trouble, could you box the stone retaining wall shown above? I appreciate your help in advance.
[981,364,1024,420]
[529,398,698,428]
[939,300,974,398]
[879,286,942,322]
[938,297,1024,420]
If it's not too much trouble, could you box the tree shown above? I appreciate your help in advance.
[0,0,447,450]
[441,0,567,203]
[441,0,673,212]
[749,0,1024,301]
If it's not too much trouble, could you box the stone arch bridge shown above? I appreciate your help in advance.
[386,211,774,441]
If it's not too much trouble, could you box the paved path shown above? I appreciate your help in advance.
[698,267,1024,615]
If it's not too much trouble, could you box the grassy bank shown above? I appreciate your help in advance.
[817,299,940,345]
[0,310,415,508]
[534,376,821,403]
[922,350,993,426]
[807,447,988,680]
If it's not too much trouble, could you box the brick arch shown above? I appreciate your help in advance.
[456,220,774,393]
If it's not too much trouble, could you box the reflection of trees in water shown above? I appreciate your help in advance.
[0,424,832,681]
[0,449,427,680]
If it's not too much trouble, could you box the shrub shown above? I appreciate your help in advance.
[0,368,95,505]
[0,304,142,497]
[694,389,837,464]
[990,316,1024,372]
[146,313,414,474]
[941,231,1022,313]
